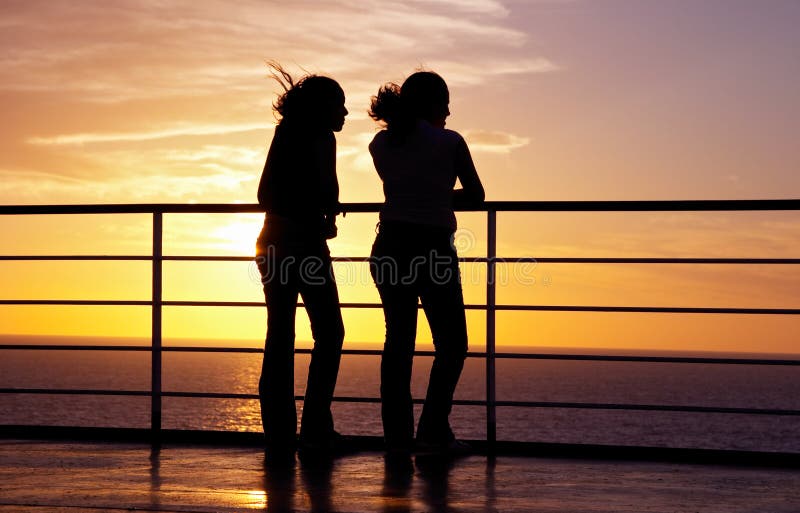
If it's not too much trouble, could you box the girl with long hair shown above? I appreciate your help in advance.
[255,63,348,455]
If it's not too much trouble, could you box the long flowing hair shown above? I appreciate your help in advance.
[268,61,342,127]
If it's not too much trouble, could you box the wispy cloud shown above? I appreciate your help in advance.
[0,1,557,102]
[406,0,510,17]
[0,167,256,204]
[462,129,530,153]
[436,58,560,86]
[1,0,556,204]
[27,123,273,146]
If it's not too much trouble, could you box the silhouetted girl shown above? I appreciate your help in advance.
[368,71,485,453]
[256,63,348,454]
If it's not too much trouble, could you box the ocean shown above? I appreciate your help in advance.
[2,337,799,453]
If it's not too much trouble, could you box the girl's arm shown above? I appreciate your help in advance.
[256,139,277,206]
[315,132,340,238]
[315,132,340,216]
[453,136,485,208]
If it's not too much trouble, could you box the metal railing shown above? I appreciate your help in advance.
[2,200,800,451]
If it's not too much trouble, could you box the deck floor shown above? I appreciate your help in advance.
[1,439,799,512]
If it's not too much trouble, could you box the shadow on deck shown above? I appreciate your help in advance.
[1,427,800,512]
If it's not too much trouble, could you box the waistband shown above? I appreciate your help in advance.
[378,220,453,236]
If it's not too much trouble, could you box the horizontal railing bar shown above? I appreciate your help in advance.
[163,346,264,353]
[0,345,443,358]
[492,352,800,366]
[159,301,386,308]
[0,255,153,261]
[161,256,800,265]
[497,305,800,314]
[2,299,798,315]
[158,256,800,264]
[2,344,798,366]
[0,345,152,351]
[161,391,260,399]
[0,300,398,309]
[163,255,254,261]
[0,300,152,306]
[0,204,267,215]
[167,300,263,307]
[0,345,422,356]
[2,199,800,216]
[0,345,398,356]
[482,199,800,212]
[0,388,150,396]
[3,255,799,265]
[490,401,800,416]
[318,396,487,406]
[490,257,800,264]
[166,347,414,356]
[7,388,798,416]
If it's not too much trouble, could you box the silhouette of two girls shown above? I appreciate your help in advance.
[255,64,484,456]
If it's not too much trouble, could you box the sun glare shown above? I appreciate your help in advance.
[211,217,264,255]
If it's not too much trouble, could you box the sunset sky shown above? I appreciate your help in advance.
[1,0,799,353]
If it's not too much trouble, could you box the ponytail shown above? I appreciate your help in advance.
[369,83,414,136]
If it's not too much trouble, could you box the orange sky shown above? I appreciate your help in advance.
[1,1,799,353]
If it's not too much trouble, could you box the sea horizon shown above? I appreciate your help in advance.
[3,333,799,359]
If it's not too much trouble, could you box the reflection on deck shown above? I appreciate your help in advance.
[1,438,799,513]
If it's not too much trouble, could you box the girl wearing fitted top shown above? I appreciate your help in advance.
[255,64,348,456]
[368,71,485,453]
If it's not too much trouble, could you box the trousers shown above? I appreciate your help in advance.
[370,220,468,448]
[256,216,344,445]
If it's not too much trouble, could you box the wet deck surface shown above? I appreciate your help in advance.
[1,439,799,512]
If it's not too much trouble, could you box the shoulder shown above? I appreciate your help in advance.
[441,127,465,144]
[427,126,466,153]
[369,130,389,153]
[419,121,463,145]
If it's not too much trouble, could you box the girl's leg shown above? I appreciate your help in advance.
[416,250,468,444]
[298,250,345,443]
[372,243,419,451]
[259,256,300,448]
[377,282,419,450]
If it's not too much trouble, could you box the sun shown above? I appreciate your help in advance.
[210,216,264,255]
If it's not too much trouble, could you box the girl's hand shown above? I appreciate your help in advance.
[322,214,338,239]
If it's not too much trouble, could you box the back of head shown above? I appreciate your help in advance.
[400,71,449,122]
[369,71,449,140]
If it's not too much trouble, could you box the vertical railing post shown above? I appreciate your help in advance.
[151,212,163,443]
[486,209,497,451]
